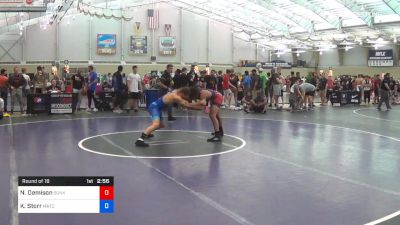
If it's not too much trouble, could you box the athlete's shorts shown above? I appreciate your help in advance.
[148,102,162,121]
[211,92,223,106]
[129,92,140,99]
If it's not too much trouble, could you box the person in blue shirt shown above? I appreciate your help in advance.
[242,70,252,96]
[87,65,98,111]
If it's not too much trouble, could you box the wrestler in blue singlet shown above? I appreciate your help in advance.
[148,97,166,121]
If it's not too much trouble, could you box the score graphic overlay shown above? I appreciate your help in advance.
[18,177,114,213]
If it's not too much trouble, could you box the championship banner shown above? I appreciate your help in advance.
[368,50,393,67]
[50,93,73,114]
[97,34,116,55]
[134,22,141,35]
[164,24,171,36]
[130,36,148,55]
[159,36,176,55]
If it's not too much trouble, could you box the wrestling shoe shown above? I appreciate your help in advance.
[135,139,149,147]
[207,135,221,142]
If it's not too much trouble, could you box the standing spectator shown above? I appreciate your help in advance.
[362,76,372,105]
[87,65,98,112]
[250,69,260,103]
[8,66,26,114]
[372,74,380,104]
[127,65,142,113]
[172,69,184,89]
[180,67,190,87]
[318,73,327,105]
[222,69,234,109]
[216,70,224,95]
[71,71,85,111]
[242,71,252,96]
[112,65,124,113]
[230,72,239,109]
[204,69,218,90]
[270,73,282,109]
[326,74,334,103]
[377,73,391,111]
[187,65,198,87]
[21,68,31,115]
[158,64,175,121]
[33,66,48,94]
[0,69,8,112]
[259,68,268,97]
[0,95,3,119]
[299,80,316,110]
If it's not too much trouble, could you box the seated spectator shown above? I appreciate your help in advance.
[242,92,253,113]
[47,79,61,93]
[252,91,267,114]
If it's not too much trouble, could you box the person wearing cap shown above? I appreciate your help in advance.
[0,69,8,112]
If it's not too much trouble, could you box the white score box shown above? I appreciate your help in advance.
[18,199,100,213]
[18,186,99,200]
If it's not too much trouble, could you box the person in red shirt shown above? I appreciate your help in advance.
[372,74,380,104]
[222,69,234,109]
[0,69,8,112]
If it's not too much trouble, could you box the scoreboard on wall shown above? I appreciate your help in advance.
[18,176,114,213]
[368,50,393,67]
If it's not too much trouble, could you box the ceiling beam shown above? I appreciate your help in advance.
[382,0,400,15]
[257,0,314,32]
[334,0,373,27]
[290,0,340,29]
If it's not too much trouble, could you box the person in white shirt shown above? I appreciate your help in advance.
[21,68,31,115]
[127,65,142,112]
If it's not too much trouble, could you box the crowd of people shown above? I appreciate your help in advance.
[0,64,399,120]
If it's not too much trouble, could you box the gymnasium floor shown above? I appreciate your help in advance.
[1,105,400,225]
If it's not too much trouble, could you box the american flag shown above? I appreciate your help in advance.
[147,9,159,30]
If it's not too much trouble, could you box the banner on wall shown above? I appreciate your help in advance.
[134,22,141,35]
[368,50,393,67]
[130,36,148,54]
[159,36,176,56]
[97,34,116,55]
[240,60,292,69]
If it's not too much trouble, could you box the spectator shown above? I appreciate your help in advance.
[158,64,175,121]
[372,74,380,104]
[242,71,251,96]
[204,69,218,91]
[270,73,282,109]
[8,66,26,114]
[222,69,234,109]
[230,72,239,109]
[173,68,186,89]
[21,68,31,114]
[299,80,316,110]
[377,73,391,111]
[259,68,268,97]
[242,91,253,113]
[289,77,302,112]
[33,66,48,94]
[0,95,3,119]
[187,65,198,87]
[112,65,124,113]
[0,69,8,112]
[326,74,334,103]
[216,70,224,94]
[47,79,61,93]
[87,65,98,112]
[127,65,142,113]
[318,73,327,105]
[71,71,85,111]
[362,76,372,105]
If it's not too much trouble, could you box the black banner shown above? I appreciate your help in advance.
[368,50,393,67]
[50,93,73,114]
